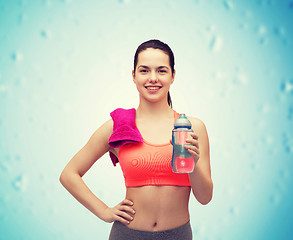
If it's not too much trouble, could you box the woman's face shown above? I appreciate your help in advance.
[132,48,175,104]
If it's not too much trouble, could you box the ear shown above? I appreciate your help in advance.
[132,70,136,83]
[171,69,176,84]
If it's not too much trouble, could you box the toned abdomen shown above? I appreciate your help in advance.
[125,185,191,231]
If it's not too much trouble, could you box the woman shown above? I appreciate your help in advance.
[60,39,213,239]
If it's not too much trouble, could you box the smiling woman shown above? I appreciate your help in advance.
[60,39,213,240]
[132,47,175,105]
[133,39,175,108]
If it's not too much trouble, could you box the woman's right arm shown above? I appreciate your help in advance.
[59,119,135,224]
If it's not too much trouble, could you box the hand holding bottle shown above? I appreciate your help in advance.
[184,132,200,163]
[171,114,199,173]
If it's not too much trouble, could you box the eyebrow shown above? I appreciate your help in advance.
[138,65,169,69]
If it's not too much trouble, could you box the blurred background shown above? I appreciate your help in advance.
[0,0,292,239]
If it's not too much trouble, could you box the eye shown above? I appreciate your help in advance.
[158,69,167,73]
[140,69,148,73]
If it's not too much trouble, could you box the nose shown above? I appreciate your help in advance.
[149,70,158,82]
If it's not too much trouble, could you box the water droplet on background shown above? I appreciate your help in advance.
[223,0,234,10]
[282,133,293,153]
[12,174,28,192]
[239,23,249,30]
[279,169,290,180]
[18,13,28,24]
[259,0,273,6]
[28,116,34,123]
[61,0,72,3]
[280,79,293,94]
[229,206,239,215]
[16,76,28,87]
[210,36,223,52]
[274,26,286,36]
[206,25,216,32]
[118,0,131,4]
[250,162,257,170]
[259,37,268,45]
[18,0,28,6]
[45,0,52,7]
[39,173,47,183]
[11,52,23,62]
[265,135,273,145]
[15,155,21,161]
[40,29,52,38]
[258,25,267,35]
[257,25,268,45]
[274,26,288,45]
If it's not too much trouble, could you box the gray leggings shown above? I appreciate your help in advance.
[109,220,193,240]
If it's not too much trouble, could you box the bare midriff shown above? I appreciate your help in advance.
[125,185,191,231]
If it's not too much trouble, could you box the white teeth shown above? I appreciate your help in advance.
[147,87,160,90]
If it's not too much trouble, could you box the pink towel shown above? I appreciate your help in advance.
[108,108,143,166]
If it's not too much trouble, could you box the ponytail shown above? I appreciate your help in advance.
[167,91,173,109]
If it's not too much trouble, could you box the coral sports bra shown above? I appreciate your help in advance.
[117,110,191,188]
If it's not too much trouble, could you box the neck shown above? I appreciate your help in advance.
[136,98,173,119]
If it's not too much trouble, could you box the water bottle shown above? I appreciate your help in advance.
[171,114,195,173]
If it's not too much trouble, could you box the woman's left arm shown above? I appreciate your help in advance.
[185,117,213,205]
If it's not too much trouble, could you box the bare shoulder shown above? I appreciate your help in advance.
[100,118,114,133]
[82,118,114,157]
[188,116,210,156]
[90,118,113,141]
[187,116,208,134]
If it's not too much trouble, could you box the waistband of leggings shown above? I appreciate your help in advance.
[114,219,191,234]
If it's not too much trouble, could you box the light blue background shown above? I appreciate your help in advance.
[1,0,293,239]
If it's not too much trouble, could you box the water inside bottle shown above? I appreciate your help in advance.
[173,143,192,159]
[174,156,194,173]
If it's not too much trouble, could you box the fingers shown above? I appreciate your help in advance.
[190,132,198,140]
[186,139,199,149]
[185,145,200,155]
[115,199,135,224]
[115,208,133,223]
[185,133,199,149]
[185,133,200,160]
[187,133,198,142]
[119,199,135,214]
[113,214,132,225]
[185,147,200,162]
[119,204,136,215]
[121,199,134,206]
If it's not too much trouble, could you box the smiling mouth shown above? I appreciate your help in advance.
[145,86,162,90]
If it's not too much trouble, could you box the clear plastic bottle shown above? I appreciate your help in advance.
[171,114,195,173]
